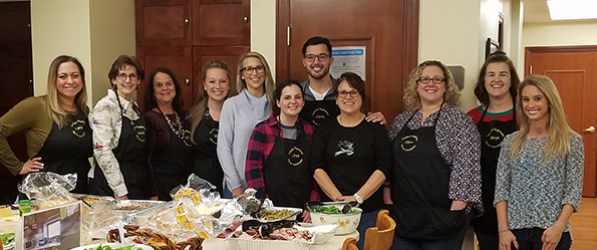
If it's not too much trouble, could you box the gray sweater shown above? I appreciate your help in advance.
[494,132,584,233]
[217,89,271,190]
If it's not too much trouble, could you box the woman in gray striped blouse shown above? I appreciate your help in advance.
[494,75,584,250]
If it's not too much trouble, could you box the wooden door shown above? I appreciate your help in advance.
[525,46,597,197]
[276,0,419,121]
[135,0,192,47]
[0,1,33,200]
[192,0,250,46]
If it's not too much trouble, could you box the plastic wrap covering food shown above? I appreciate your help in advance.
[17,172,78,209]
[83,202,125,241]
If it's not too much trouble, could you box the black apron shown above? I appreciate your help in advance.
[37,112,93,194]
[89,104,147,199]
[390,109,466,239]
[151,113,192,201]
[191,113,224,195]
[300,100,340,126]
[470,108,517,233]
[263,130,312,209]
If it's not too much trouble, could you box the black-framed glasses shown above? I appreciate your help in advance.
[304,53,330,62]
[242,65,265,74]
[417,77,445,84]
[116,73,139,81]
[337,90,360,98]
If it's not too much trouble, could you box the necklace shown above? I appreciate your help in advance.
[158,107,186,141]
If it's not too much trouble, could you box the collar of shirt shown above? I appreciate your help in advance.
[107,89,138,118]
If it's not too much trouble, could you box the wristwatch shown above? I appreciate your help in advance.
[353,193,364,204]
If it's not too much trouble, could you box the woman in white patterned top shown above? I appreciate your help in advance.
[494,75,584,250]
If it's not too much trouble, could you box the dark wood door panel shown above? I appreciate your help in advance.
[192,46,249,100]
[136,0,191,47]
[191,0,250,46]
[137,46,193,110]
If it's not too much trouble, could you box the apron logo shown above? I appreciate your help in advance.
[311,107,330,126]
[334,140,354,157]
[133,124,146,142]
[71,119,86,138]
[287,146,304,166]
[400,134,418,152]
[209,128,219,146]
[484,128,505,148]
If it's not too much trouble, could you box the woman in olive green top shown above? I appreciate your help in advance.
[0,55,93,193]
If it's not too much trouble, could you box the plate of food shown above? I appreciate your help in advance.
[69,242,153,250]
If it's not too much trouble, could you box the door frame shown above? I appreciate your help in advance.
[275,0,420,92]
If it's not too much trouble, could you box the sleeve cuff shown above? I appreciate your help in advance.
[113,184,128,198]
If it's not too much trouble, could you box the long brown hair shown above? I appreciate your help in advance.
[45,55,89,128]
[188,60,236,143]
[510,75,577,163]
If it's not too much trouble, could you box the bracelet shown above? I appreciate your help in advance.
[498,229,510,233]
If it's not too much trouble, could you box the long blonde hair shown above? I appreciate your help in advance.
[188,60,236,143]
[44,55,89,128]
[510,75,577,163]
[403,60,461,110]
[236,51,275,103]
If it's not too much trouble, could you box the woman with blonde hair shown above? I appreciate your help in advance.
[0,55,93,193]
[188,60,236,196]
[388,60,482,250]
[217,52,276,198]
[495,75,583,250]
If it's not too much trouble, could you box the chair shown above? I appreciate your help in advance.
[342,209,397,250]
[342,237,359,250]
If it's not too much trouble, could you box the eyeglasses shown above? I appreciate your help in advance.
[417,77,445,84]
[117,73,139,81]
[242,65,265,74]
[304,53,330,62]
[337,90,360,98]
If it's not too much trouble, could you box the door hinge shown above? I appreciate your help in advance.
[530,65,533,75]
[286,26,291,46]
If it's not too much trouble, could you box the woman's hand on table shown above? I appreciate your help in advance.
[20,157,43,175]
[231,187,245,198]
[149,196,158,201]
[302,210,312,223]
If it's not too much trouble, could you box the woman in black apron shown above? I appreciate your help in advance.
[88,55,153,200]
[143,67,192,201]
[468,51,520,250]
[245,79,316,213]
[188,60,236,196]
[388,60,482,250]
[0,55,92,195]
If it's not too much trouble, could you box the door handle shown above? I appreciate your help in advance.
[185,79,190,85]
[584,126,595,133]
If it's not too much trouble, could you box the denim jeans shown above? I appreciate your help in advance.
[390,212,474,250]
[510,228,571,250]
[356,209,381,249]
[222,183,233,199]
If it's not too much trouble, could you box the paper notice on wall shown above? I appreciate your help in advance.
[330,46,366,80]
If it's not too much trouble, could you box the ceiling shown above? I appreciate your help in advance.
[524,0,552,23]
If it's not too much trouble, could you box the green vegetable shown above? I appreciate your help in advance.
[313,206,359,214]
[0,233,15,245]
[83,244,142,250]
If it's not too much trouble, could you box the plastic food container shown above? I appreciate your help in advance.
[256,206,302,222]
[309,206,362,235]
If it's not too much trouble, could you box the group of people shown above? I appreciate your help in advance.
[0,36,583,250]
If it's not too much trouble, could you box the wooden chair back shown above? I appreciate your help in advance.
[363,209,396,250]
[342,237,359,250]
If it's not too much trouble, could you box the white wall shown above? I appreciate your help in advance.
[30,0,136,106]
[523,21,597,46]
[250,0,277,79]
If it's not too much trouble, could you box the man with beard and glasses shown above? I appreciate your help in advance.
[299,36,386,126]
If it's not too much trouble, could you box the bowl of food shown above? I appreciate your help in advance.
[295,224,339,244]
[308,204,362,235]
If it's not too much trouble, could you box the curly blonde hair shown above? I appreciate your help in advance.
[403,60,460,110]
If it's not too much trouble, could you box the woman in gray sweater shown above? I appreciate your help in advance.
[494,75,584,250]
[217,51,275,198]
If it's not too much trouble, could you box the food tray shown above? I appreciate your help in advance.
[71,193,114,206]
[227,238,313,250]
[257,206,303,222]
[107,200,166,213]
[194,198,231,217]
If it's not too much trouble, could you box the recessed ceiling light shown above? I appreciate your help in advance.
[547,0,597,20]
